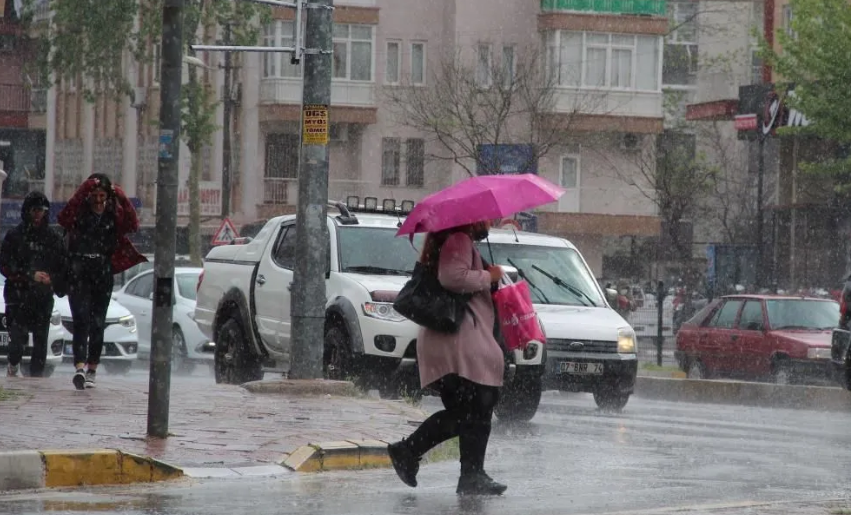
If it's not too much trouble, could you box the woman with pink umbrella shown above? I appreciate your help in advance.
[387,174,564,496]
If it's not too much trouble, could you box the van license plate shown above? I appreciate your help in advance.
[560,362,603,375]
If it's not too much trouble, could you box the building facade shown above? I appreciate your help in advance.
[34,0,669,276]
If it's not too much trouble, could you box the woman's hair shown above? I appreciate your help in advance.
[419,224,473,270]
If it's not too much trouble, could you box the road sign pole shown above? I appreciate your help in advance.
[148,0,183,439]
[289,0,333,379]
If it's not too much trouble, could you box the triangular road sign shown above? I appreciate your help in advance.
[212,218,239,246]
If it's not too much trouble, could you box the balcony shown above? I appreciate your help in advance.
[553,88,662,119]
[260,78,375,107]
[541,0,666,16]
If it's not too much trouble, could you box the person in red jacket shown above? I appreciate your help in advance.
[58,174,146,390]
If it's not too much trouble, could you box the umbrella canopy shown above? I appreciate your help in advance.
[396,174,564,236]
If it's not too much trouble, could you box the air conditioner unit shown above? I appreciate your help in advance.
[620,133,641,151]
[132,87,147,109]
[330,124,349,143]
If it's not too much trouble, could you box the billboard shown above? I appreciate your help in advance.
[476,144,538,175]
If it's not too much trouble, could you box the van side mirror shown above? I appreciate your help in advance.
[605,288,618,304]
[498,265,520,283]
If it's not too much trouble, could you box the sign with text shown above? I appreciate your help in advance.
[476,144,538,175]
[302,104,329,146]
[177,183,222,217]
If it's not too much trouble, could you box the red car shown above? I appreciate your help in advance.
[675,295,838,384]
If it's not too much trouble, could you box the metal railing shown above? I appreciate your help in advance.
[0,84,31,112]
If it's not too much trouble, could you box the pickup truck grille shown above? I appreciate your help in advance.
[547,339,617,353]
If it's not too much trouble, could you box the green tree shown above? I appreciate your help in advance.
[761,0,851,188]
[24,0,268,264]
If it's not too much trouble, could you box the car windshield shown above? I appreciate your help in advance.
[176,272,200,301]
[337,227,424,275]
[478,243,605,307]
[767,299,839,330]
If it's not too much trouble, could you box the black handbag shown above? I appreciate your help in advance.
[393,261,472,333]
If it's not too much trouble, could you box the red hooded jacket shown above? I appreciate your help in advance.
[58,178,147,274]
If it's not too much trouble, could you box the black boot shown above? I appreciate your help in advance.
[387,440,420,488]
[456,471,507,496]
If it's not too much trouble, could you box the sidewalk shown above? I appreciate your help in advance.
[0,375,426,468]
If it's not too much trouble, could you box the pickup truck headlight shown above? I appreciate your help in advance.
[807,347,830,360]
[50,311,61,326]
[617,327,636,354]
[362,302,407,323]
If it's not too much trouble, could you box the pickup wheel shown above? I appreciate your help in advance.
[494,370,543,422]
[324,322,355,382]
[215,318,263,385]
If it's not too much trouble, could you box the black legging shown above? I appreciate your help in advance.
[68,256,114,366]
[6,301,52,376]
[404,374,500,475]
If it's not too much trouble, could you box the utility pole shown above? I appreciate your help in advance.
[221,22,233,218]
[756,134,766,289]
[148,0,183,438]
[289,0,333,379]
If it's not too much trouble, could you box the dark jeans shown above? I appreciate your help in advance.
[404,374,500,475]
[68,256,114,366]
[6,301,52,376]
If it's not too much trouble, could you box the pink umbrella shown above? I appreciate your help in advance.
[396,173,565,236]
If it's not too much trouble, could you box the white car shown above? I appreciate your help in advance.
[113,267,213,373]
[0,277,69,377]
[58,296,139,375]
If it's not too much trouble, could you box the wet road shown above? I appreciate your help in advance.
[2,391,850,515]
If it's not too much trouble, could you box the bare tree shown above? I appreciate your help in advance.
[384,45,598,176]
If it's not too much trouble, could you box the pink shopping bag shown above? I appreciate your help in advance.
[492,280,546,351]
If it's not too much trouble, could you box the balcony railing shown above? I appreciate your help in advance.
[552,88,663,119]
[263,178,373,205]
[30,89,47,113]
[259,78,375,107]
[541,0,666,16]
[0,84,31,112]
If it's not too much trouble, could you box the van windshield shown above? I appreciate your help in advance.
[477,243,604,307]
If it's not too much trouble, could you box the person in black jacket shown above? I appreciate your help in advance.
[0,191,67,377]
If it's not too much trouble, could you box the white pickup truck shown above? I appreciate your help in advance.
[194,203,546,418]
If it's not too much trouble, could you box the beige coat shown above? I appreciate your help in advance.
[416,232,505,388]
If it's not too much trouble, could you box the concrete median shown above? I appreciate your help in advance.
[635,376,851,411]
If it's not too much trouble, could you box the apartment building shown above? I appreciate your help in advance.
[0,0,47,228]
[34,0,669,275]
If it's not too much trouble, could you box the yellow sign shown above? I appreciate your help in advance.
[302,104,329,145]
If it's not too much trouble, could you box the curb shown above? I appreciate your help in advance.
[281,440,391,472]
[635,376,851,410]
[0,449,183,491]
[241,379,361,397]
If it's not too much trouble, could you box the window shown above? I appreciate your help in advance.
[337,227,421,275]
[751,49,763,85]
[263,21,301,78]
[708,300,742,329]
[265,134,300,179]
[560,156,579,189]
[381,137,401,186]
[544,31,660,91]
[405,138,425,187]
[738,301,765,331]
[127,274,154,299]
[411,42,426,85]
[783,5,795,37]
[273,226,297,270]
[385,40,400,84]
[333,24,373,81]
[664,1,698,86]
[476,43,492,87]
[154,43,162,85]
[176,272,201,301]
[501,45,515,87]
